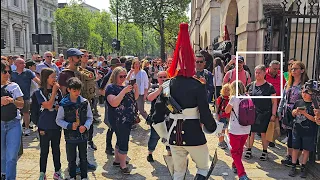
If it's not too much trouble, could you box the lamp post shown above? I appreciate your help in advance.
[34,0,39,53]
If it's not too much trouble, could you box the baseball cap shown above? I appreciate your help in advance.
[59,54,64,57]
[238,56,244,62]
[110,58,121,66]
[66,48,84,58]
[25,60,36,68]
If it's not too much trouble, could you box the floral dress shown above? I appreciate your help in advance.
[105,84,137,125]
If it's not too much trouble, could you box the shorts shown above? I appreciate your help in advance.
[292,131,316,151]
[219,117,229,130]
[20,99,30,114]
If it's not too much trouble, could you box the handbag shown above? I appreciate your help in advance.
[282,88,295,127]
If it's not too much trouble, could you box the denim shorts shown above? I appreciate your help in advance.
[219,118,229,130]
[292,131,316,152]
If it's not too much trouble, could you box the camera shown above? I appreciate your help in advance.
[304,80,320,109]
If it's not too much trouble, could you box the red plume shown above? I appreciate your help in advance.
[168,23,195,78]
[223,25,230,41]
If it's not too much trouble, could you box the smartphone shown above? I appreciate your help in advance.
[129,79,136,86]
[297,106,306,110]
[196,71,201,78]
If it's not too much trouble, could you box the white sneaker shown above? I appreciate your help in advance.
[24,128,31,136]
[281,136,288,144]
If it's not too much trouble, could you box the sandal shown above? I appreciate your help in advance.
[120,167,131,174]
[244,149,252,159]
[259,151,268,161]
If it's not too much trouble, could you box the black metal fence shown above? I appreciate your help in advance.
[264,0,320,162]
[264,0,319,79]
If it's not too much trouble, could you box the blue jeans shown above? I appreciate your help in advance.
[148,125,170,152]
[148,126,160,152]
[1,118,22,180]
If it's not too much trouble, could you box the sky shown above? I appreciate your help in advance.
[58,0,191,20]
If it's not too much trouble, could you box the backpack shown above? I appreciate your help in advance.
[31,91,41,125]
[216,96,226,116]
[1,84,18,121]
[232,96,256,126]
[63,67,96,100]
[228,69,250,86]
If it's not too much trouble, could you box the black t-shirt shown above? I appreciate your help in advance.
[246,81,276,112]
[293,99,316,137]
[148,84,159,115]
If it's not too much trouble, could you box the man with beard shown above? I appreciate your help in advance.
[152,23,217,180]
[58,48,97,172]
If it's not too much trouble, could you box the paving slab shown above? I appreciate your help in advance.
[16,103,318,180]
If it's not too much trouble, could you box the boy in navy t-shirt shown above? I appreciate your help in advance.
[289,83,317,178]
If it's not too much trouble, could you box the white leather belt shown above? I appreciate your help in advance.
[167,107,200,142]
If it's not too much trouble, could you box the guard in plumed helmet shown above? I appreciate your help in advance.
[151,23,217,180]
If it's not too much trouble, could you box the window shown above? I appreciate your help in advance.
[1,28,6,40]
[14,30,21,47]
[13,0,18,7]
[44,21,49,34]
[43,8,48,17]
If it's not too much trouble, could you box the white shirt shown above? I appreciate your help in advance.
[228,96,251,135]
[213,66,223,87]
[1,82,24,120]
[128,70,149,95]
[11,64,17,71]
[30,80,39,101]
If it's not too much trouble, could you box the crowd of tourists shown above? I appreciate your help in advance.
[1,36,320,180]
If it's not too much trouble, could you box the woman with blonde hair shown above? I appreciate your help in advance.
[126,59,149,120]
[278,61,309,166]
[225,81,250,180]
[106,67,139,174]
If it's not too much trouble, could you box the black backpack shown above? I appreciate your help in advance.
[1,84,18,121]
[30,91,40,125]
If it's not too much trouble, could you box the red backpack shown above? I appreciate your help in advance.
[232,97,256,126]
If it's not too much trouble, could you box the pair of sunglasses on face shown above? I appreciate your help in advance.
[2,70,12,74]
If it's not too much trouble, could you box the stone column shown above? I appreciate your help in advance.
[9,18,14,53]
[25,23,30,54]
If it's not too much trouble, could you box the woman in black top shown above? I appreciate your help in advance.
[245,65,277,161]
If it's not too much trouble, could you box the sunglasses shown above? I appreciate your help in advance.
[291,68,301,71]
[46,56,53,58]
[288,63,293,66]
[2,70,12,74]
[302,89,313,95]
[158,76,167,79]
[119,75,127,79]
[196,61,204,64]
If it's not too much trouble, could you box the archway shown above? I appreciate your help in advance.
[225,0,238,54]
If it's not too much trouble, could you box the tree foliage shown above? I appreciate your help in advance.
[54,0,91,47]
[110,0,190,60]
[54,0,162,57]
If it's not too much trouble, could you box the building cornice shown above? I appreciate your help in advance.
[1,7,30,18]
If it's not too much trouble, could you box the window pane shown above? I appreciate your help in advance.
[15,31,20,47]
[1,28,5,40]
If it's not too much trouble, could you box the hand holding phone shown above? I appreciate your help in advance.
[129,79,136,86]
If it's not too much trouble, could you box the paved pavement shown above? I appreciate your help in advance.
[17,102,318,180]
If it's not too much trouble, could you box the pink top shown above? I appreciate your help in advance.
[223,69,251,86]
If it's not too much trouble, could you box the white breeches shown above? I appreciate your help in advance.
[170,144,209,180]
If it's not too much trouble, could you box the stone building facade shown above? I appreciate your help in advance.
[1,0,30,57]
[190,0,319,79]
[28,0,58,57]
[189,0,221,53]
[1,0,58,58]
